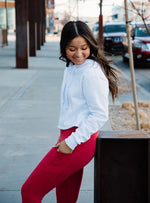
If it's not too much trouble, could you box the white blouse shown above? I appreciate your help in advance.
[58,59,109,150]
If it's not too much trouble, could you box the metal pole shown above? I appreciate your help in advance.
[124,0,140,130]
[99,0,103,50]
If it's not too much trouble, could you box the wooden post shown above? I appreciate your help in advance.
[124,0,140,130]
[15,0,29,68]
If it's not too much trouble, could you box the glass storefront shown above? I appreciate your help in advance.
[0,8,6,29]
[0,7,15,31]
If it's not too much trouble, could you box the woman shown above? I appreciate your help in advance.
[21,21,118,203]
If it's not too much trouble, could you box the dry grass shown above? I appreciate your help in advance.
[109,71,150,135]
[110,102,150,135]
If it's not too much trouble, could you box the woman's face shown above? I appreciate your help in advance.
[65,36,90,65]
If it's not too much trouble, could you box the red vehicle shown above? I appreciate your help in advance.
[122,23,150,65]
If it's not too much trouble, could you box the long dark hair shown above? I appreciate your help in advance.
[59,21,118,102]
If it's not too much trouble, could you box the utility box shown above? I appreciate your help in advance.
[94,130,150,203]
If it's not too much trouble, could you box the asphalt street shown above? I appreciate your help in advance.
[114,55,150,93]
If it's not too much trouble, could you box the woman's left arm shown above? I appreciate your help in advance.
[65,68,109,150]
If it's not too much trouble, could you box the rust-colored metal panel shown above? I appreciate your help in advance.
[15,0,29,68]
[34,0,46,50]
[35,0,41,50]
[29,0,36,56]
[40,0,44,46]
[42,0,46,44]
[94,130,150,203]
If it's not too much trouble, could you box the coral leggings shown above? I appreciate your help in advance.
[21,127,99,203]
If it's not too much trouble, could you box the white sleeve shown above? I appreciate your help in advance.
[65,68,109,150]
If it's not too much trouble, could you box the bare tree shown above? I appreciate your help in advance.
[129,0,150,34]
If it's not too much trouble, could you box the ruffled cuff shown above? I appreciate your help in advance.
[65,133,78,150]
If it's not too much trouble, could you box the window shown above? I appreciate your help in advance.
[104,25,126,33]
[135,26,150,37]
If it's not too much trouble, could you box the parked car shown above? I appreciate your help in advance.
[122,22,150,65]
[103,22,126,52]
[92,22,126,53]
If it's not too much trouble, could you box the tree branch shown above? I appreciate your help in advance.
[129,0,150,35]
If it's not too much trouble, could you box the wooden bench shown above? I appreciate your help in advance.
[94,130,150,203]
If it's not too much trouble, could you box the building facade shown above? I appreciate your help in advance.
[111,1,150,23]
[0,0,15,31]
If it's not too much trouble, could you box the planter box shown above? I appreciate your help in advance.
[94,130,150,203]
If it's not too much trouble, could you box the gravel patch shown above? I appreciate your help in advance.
[109,71,150,135]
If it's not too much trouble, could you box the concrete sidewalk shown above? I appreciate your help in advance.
[0,35,112,203]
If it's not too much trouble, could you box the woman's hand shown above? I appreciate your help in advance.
[55,140,73,154]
